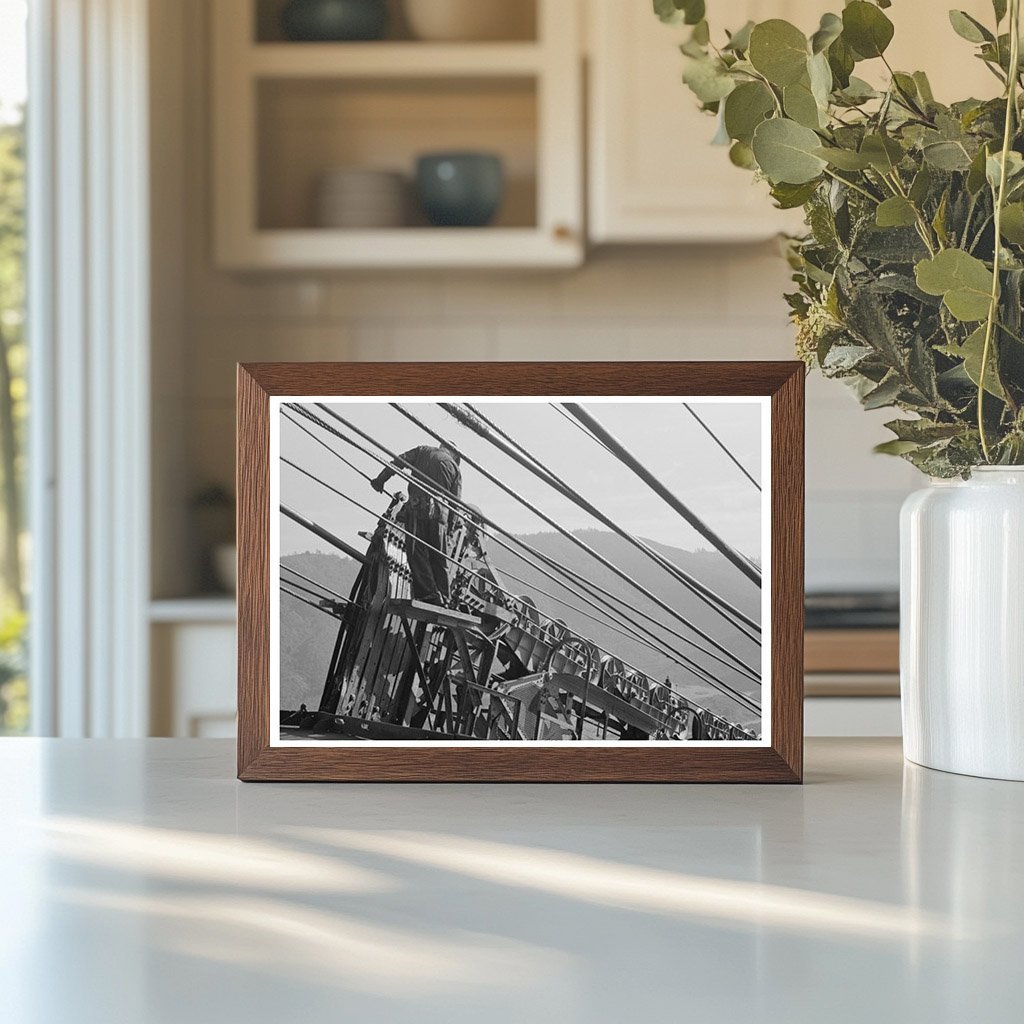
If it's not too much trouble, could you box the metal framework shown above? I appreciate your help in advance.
[280,492,757,743]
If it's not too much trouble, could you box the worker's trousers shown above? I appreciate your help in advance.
[406,504,450,606]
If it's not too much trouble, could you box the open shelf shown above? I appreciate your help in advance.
[249,41,544,77]
[254,0,538,44]
[212,0,582,269]
[257,76,538,232]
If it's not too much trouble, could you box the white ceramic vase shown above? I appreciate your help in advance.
[900,467,1024,780]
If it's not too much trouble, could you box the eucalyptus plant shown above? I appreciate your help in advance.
[657,0,1024,475]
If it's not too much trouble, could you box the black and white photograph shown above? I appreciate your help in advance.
[272,396,769,745]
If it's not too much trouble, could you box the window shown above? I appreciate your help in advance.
[0,0,28,734]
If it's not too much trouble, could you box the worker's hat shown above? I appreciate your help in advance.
[440,438,462,460]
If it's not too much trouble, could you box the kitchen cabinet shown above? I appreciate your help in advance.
[150,601,237,737]
[587,0,998,244]
[211,0,583,269]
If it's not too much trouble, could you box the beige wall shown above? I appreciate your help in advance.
[154,0,920,598]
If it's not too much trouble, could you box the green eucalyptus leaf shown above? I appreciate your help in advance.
[748,20,810,86]
[837,76,879,104]
[913,71,935,104]
[909,164,934,205]
[724,20,755,53]
[842,1,895,59]
[932,190,950,247]
[915,249,994,322]
[784,80,824,129]
[814,146,872,170]
[862,374,903,409]
[729,140,758,169]
[808,52,833,107]
[861,133,904,173]
[875,439,922,455]
[683,57,736,104]
[771,179,820,209]
[948,10,994,44]
[752,118,828,184]
[653,0,705,26]
[967,143,992,192]
[993,0,1008,24]
[724,81,775,144]
[885,418,964,443]
[1000,203,1024,245]
[922,141,973,171]
[939,325,1006,397]
[876,197,918,228]
[810,12,843,54]
[891,72,922,108]
[828,37,855,89]
[986,150,1024,191]
[691,19,710,45]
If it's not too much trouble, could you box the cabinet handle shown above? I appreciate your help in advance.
[553,224,574,241]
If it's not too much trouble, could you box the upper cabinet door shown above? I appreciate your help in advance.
[587,0,806,244]
[586,0,998,245]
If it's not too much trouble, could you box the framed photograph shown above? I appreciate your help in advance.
[237,362,804,782]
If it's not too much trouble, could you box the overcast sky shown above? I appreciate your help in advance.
[278,399,764,566]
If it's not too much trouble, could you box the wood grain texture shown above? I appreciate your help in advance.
[805,629,899,674]
[236,361,805,783]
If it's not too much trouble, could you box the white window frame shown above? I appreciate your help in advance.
[28,0,150,736]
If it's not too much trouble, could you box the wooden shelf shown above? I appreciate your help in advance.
[218,226,580,270]
[805,629,900,675]
[249,42,544,79]
[150,597,237,624]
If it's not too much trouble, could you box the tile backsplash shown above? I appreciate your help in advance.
[180,246,918,593]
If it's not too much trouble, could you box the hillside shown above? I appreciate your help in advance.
[279,530,762,728]
[279,551,361,710]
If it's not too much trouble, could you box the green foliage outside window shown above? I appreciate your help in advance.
[0,110,27,733]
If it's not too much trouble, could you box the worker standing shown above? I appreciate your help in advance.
[371,440,462,606]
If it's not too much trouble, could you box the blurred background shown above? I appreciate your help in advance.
[0,0,998,739]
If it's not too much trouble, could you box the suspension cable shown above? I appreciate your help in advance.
[439,401,763,674]
[376,404,762,709]
[683,403,762,492]
[564,403,762,587]
[280,584,347,620]
[284,407,758,703]
[301,401,761,690]
[461,401,761,642]
[281,563,351,603]
[280,457,760,717]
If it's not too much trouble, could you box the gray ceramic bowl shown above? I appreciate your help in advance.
[415,152,505,228]
[280,0,388,42]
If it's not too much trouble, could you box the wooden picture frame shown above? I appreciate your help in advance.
[237,362,804,782]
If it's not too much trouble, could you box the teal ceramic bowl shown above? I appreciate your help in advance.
[415,152,505,228]
[281,0,388,42]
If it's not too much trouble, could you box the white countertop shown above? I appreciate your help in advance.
[0,738,1020,1023]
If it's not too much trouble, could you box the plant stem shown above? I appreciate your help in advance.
[884,170,939,254]
[979,0,1021,462]
[822,167,880,205]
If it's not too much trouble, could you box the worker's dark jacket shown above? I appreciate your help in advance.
[397,446,462,525]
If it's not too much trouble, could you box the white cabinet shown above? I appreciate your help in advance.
[150,601,237,738]
[588,0,812,243]
[586,0,997,244]
[212,0,584,269]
